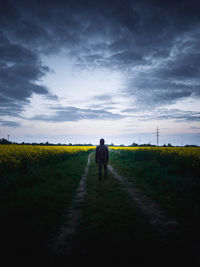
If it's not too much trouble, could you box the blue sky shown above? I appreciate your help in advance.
[0,0,200,145]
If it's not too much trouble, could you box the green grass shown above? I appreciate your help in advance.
[2,150,200,266]
[109,150,200,238]
[63,154,186,267]
[0,151,91,266]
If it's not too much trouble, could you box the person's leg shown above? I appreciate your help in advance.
[98,161,102,180]
[103,160,107,179]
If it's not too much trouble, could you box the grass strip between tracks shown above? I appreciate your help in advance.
[70,153,169,267]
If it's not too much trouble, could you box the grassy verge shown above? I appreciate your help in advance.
[64,154,187,267]
[0,151,91,266]
[109,150,200,239]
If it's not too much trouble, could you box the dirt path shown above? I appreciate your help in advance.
[108,164,179,236]
[48,152,93,257]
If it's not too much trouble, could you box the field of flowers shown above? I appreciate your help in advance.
[109,146,200,234]
[109,146,200,159]
[109,146,200,164]
[0,145,95,175]
[110,146,200,178]
[0,145,95,265]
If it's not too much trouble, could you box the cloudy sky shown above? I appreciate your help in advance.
[0,0,200,145]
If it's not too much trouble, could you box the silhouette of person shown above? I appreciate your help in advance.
[95,138,109,180]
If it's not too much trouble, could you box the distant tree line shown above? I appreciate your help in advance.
[129,142,199,147]
[0,139,94,146]
[0,138,12,144]
[0,138,199,147]
[129,142,156,147]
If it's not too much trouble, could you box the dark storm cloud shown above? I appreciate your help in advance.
[4,1,200,43]
[1,0,200,120]
[157,111,200,122]
[157,54,200,80]
[32,106,124,122]
[0,30,56,117]
[5,0,198,60]
[127,40,200,108]
[0,119,20,127]
[127,76,195,108]
[130,108,200,122]
[88,95,118,110]
[190,126,200,130]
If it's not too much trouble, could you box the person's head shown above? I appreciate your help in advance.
[100,138,105,145]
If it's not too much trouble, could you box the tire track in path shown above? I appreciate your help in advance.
[108,164,179,237]
[48,152,93,258]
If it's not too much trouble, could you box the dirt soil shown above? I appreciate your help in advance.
[47,152,93,257]
[108,164,179,236]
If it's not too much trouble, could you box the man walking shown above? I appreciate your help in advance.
[95,138,109,180]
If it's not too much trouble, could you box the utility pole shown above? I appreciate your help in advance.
[156,127,159,146]
[7,134,10,142]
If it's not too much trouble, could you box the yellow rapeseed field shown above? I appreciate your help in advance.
[0,145,95,171]
[109,146,200,159]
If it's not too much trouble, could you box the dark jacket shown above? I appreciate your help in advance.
[95,144,109,163]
